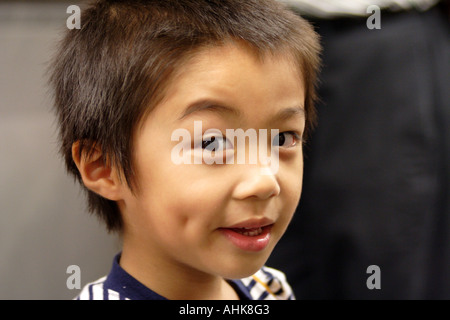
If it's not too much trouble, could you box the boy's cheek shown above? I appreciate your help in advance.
[278,163,303,201]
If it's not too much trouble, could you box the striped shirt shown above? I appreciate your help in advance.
[75,254,294,300]
[278,0,440,18]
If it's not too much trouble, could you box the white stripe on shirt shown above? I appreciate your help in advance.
[75,276,106,300]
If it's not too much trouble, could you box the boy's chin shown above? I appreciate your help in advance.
[215,252,272,280]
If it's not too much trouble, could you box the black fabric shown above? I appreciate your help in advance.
[268,6,450,299]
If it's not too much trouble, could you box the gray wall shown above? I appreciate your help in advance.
[0,1,118,299]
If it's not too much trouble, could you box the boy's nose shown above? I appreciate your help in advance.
[231,164,281,201]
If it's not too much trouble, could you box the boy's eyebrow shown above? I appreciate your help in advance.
[178,99,241,120]
[273,106,305,122]
[178,98,305,121]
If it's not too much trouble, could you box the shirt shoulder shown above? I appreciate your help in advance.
[236,266,295,300]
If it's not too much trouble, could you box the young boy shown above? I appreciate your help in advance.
[49,0,321,300]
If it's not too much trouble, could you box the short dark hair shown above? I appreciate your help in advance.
[48,0,321,233]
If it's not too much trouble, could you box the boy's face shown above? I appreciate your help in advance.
[119,42,305,280]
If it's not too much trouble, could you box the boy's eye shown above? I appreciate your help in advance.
[273,131,301,148]
[202,135,233,152]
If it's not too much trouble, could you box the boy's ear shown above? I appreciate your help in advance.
[72,141,123,201]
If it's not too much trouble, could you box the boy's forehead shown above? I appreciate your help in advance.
[148,44,304,126]
[180,42,301,78]
[160,42,305,114]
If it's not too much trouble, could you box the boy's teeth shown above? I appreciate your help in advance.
[233,227,263,236]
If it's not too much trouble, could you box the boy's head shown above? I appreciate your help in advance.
[50,0,320,279]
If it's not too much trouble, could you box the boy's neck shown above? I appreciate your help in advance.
[119,240,240,300]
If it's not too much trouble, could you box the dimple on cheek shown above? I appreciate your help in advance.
[164,198,213,228]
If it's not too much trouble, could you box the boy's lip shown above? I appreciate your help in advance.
[219,224,273,252]
[225,217,275,229]
[218,217,275,252]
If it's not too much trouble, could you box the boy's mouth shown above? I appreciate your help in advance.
[230,227,263,237]
[219,219,274,252]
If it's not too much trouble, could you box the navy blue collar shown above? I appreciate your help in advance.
[103,253,252,300]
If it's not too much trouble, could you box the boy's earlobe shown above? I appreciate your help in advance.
[72,141,123,201]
